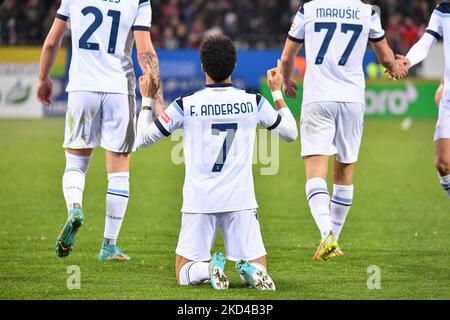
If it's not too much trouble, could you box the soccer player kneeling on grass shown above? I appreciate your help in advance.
[135,35,298,290]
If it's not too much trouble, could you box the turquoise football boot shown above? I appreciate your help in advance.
[98,244,131,262]
[209,252,229,290]
[235,260,276,291]
[55,207,84,258]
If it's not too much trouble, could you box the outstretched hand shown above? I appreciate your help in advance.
[386,54,411,80]
[267,60,284,92]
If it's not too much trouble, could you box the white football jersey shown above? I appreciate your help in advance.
[289,0,385,105]
[147,84,293,213]
[57,0,152,95]
[425,3,450,102]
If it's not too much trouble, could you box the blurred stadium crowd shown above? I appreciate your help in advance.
[0,0,442,50]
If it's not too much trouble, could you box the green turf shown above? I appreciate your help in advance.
[0,118,449,300]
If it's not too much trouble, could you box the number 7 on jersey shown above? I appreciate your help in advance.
[211,123,238,172]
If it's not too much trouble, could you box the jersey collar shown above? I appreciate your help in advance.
[205,83,234,88]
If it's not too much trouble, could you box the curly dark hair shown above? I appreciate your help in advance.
[200,35,237,82]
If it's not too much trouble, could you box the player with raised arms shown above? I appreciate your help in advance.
[280,0,408,261]
[397,2,450,199]
[135,35,298,290]
[37,0,160,261]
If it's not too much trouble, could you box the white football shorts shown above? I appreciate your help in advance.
[175,209,267,262]
[300,102,365,164]
[63,91,136,153]
[435,100,450,141]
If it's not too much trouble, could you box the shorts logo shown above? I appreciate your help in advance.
[161,112,171,124]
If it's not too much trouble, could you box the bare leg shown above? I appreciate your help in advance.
[304,155,329,180]
[105,150,131,174]
[332,157,354,186]
[435,138,450,176]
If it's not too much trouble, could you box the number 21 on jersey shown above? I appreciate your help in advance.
[79,6,121,54]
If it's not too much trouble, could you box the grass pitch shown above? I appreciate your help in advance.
[0,118,449,300]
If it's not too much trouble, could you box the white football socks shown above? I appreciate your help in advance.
[179,261,210,286]
[306,178,332,239]
[62,152,92,214]
[330,184,354,241]
[439,174,450,199]
[104,172,130,243]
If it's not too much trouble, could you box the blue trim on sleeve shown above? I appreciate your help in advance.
[267,114,282,131]
[131,26,151,32]
[433,10,450,18]
[154,119,171,137]
[427,29,442,40]
[175,97,184,111]
[257,96,266,112]
[139,2,151,9]
[369,34,385,42]
[56,13,69,21]
[256,93,262,106]
[172,101,184,116]
[288,35,304,44]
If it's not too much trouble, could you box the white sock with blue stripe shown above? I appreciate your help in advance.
[331,184,354,241]
[179,261,210,286]
[439,174,450,199]
[306,178,332,239]
[104,172,130,243]
[62,152,92,214]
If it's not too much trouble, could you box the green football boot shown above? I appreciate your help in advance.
[235,260,276,291]
[55,207,84,258]
[98,244,130,262]
[209,252,229,290]
[313,232,338,261]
